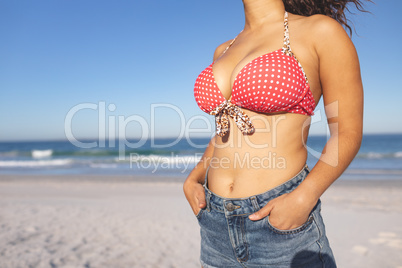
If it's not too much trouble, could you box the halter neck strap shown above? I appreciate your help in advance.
[282,11,293,57]
[213,30,243,63]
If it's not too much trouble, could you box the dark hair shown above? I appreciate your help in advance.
[282,0,372,35]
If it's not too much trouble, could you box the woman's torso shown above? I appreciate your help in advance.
[196,12,322,198]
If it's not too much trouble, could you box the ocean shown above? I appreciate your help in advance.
[0,134,401,180]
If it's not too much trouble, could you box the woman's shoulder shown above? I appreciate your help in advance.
[301,14,350,41]
[308,14,347,34]
[212,39,233,62]
[295,13,353,51]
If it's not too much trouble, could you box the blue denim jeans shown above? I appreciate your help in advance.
[196,164,336,268]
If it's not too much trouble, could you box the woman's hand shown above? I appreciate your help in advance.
[183,177,206,216]
[248,190,317,230]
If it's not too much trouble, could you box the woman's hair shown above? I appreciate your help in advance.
[282,0,372,35]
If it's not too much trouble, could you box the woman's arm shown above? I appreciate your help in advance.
[183,136,215,215]
[294,15,364,204]
[249,16,363,227]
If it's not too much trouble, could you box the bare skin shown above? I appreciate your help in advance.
[183,0,363,232]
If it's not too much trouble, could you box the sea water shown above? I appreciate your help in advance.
[0,134,401,180]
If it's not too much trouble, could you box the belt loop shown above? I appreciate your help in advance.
[250,196,260,212]
[305,163,311,172]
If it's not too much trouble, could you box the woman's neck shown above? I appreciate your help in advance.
[242,0,285,30]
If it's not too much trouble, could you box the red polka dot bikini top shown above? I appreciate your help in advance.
[194,12,316,137]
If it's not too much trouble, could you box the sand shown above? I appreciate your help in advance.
[0,175,401,268]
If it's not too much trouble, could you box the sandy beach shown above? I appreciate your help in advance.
[1,174,402,268]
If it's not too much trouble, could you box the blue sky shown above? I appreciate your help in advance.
[0,0,400,141]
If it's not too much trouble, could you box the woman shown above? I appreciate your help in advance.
[184,0,367,267]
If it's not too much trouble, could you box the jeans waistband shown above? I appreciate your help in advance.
[203,164,310,216]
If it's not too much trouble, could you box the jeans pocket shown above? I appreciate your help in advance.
[265,199,321,235]
[266,213,315,235]
[195,207,205,220]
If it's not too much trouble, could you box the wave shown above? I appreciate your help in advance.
[2,148,402,159]
[0,159,73,167]
[32,149,53,158]
[0,149,186,158]
[1,148,402,170]
[1,148,402,160]
[0,154,201,169]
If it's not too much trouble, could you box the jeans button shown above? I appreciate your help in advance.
[226,203,236,211]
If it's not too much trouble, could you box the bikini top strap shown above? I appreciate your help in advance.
[282,11,293,57]
[214,30,243,63]
[282,11,309,83]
